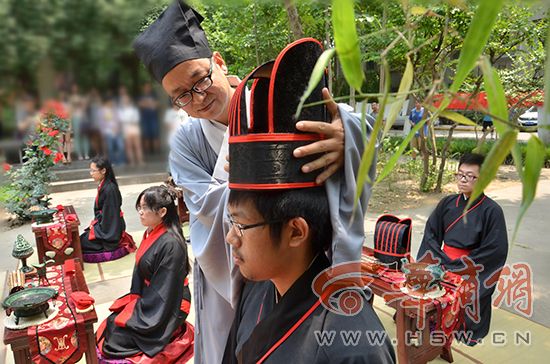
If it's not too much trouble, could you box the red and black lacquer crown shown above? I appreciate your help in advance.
[228,38,329,190]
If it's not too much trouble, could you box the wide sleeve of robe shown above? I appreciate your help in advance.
[326,106,373,264]
[102,232,189,358]
[90,181,124,242]
[416,195,452,263]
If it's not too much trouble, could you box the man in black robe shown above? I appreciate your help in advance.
[417,152,509,345]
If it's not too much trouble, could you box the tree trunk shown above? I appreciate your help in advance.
[36,56,56,101]
[435,124,456,192]
[419,130,430,191]
[538,105,550,146]
[284,0,303,40]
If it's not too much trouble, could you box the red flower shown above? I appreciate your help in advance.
[41,146,53,156]
[40,100,68,120]
[3,163,11,172]
[48,130,59,137]
[54,152,64,164]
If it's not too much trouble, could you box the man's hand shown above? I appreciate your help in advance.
[293,88,344,184]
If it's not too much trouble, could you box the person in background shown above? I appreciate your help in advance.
[417,152,508,346]
[138,83,161,154]
[69,84,90,160]
[164,103,189,138]
[408,100,428,160]
[97,185,194,363]
[99,98,125,165]
[118,93,144,166]
[86,89,107,156]
[58,90,73,164]
[80,156,134,253]
[482,114,494,139]
[370,101,380,120]
[15,94,39,143]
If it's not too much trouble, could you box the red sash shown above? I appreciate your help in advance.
[442,243,471,260]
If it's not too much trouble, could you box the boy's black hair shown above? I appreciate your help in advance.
[459,153,485,168]
[228,187,332,253]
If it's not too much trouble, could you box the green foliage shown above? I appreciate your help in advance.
[383,135,550,167]
[1,109,68,220]
[198,0,327,77]
[0,0,164,92]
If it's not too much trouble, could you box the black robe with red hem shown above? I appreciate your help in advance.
[99,225,191,358]
[80,179,126,252]
[416,193,508,345]
[223,254,395,363]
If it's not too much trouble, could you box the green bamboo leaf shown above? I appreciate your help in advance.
[512,136,545,242]
[481,57,509,135]
[354,60,390,208]
[511,143,524,180]
[383,57,413,135]
[410,6,427,16]
[449,0,505,93]
[467,129,518,209]
[375,119,428,185]
[437,109,477,127]
[332,0,364,93]
[295,48,336,119]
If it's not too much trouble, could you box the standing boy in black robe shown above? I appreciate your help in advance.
[417,153,509,345]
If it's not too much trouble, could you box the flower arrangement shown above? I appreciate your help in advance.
[1,101,69,220]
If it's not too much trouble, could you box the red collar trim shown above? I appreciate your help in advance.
[136,224,167,265]
[95,179,105,207]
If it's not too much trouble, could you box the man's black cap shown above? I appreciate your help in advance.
[133,0,212,83]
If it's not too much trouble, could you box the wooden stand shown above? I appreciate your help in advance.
[3,259,98,364]
[32,205,83,269]
[363,247,455,364]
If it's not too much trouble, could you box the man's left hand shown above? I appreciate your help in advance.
[293,88,344,184]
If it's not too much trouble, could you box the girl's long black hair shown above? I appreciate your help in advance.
[92,156,119,187]
[136,186,190,274]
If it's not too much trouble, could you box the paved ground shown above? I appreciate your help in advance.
[1,175,549,363]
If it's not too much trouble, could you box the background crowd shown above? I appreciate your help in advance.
[4,83,188,166]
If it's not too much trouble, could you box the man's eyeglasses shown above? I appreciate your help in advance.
[226,214,281,238]
[172,58,214,108]
[454,173,478,182]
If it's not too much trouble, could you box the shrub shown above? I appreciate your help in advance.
[0,101,69,220]
[382,136,550,168]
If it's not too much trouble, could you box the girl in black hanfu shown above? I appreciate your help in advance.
[80,157,135,260]
[96,186,194,363]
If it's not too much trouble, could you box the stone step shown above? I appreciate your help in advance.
[44,156,171,192]
[49,172,169,193]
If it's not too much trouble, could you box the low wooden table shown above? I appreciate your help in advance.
[363,247,455,364]
[3,260,98,364]
[32,205,84,268]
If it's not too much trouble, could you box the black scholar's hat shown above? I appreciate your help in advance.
[133,0,212,83]
[229,38,329,190]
